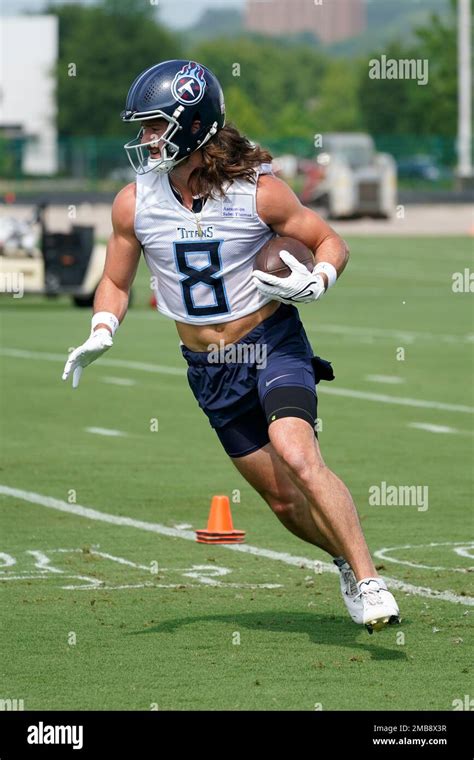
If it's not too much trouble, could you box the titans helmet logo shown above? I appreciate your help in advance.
[171,62,207,106]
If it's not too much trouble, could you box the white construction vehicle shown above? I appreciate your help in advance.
[300,132,397,218]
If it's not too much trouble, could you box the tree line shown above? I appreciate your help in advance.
[53,0,457,155]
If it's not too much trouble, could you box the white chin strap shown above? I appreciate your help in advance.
[148,146,198,174]
[146,155,183,175]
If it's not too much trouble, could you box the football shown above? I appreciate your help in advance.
[254,236,315,278]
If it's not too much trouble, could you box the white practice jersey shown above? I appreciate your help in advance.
[134,164,275,324]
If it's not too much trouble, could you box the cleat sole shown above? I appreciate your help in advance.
[365,614,401,634]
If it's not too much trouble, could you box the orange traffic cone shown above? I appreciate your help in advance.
[196,495,246,544]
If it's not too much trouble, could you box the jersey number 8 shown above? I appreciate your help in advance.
[174,240,230,318]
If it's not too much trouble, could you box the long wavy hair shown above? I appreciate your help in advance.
[188,123,273,198]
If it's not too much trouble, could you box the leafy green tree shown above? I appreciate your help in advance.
[100,0,155,16]
[359,3,457,138]
[190,37,327,142]
[190,37,366,151]
[312,59,363,132]
[410,5,458,137]
[358,40,418,135]
[224,86,266,137]
[53,0,181,137]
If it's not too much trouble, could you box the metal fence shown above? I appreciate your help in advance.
[0,134,462,183]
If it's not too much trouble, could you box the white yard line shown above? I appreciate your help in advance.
[1,548,282,591]
[408,422,473,435]
[374,542,474,574]
[85,427,128,437]
[26,549,63,573]
[305,324,473,345]
[454,546,474,560]
[101,377,137,387]
[129,313,474,345]
[2,346,472,414]
[0,348,185,376]
[0,484,472,607]
[0,552,16,568]
[318,386,473,414]
[365,375,405,384]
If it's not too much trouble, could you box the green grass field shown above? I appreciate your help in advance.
[1,236,473,711]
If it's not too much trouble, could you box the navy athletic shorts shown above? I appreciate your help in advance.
[180,303,334,458]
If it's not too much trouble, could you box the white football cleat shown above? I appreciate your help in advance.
[333,558,401,633]
[333,557,363,624]
[356,578,401,634]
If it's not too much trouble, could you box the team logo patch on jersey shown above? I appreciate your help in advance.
[171,62,206,106]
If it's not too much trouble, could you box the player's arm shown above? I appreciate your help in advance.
[254,174,349,302]
[93,182,141,328]
[62,184,141,388]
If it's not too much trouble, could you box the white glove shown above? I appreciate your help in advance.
[253,250,326,304]
[62,328,113,389]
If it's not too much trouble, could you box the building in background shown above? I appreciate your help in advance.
[0,16,58,175]
[245,0,366,44]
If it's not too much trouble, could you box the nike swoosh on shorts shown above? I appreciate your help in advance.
[265,373,294,387]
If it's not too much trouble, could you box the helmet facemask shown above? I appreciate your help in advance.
[123,108,184,175]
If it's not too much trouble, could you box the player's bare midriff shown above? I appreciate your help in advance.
[176,299,281,351]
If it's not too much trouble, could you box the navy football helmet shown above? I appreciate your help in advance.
[121,59,225,175]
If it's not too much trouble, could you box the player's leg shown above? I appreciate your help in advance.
[229,439,339,557]
[218,409,398,632]
[268,415,376,580]
[256,374,399,630]
[267,415,400,631]
[255,339,376,581]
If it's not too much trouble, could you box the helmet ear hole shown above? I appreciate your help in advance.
[191,113,201,134]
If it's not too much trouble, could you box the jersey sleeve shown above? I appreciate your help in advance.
[258,162,274,176]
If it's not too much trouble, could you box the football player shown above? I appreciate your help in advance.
[62,60,400,633]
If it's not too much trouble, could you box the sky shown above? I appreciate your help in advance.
[2,0,245,28]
